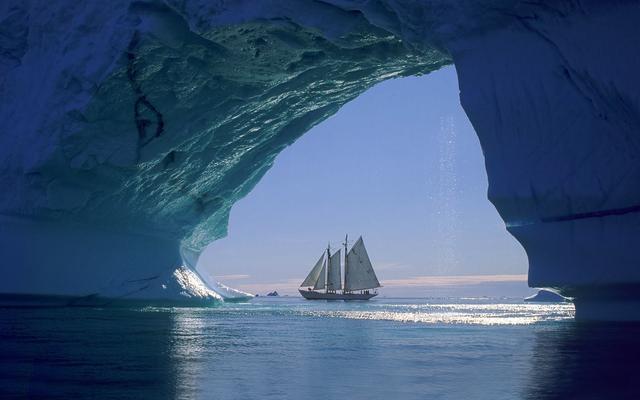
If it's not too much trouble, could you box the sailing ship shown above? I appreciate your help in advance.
[299,235,381,300]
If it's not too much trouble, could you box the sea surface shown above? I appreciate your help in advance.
[1,297,640,399]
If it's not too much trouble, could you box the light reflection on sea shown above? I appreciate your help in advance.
[2,297,640,400]
[180,297,575,326]
[300,302,574,325]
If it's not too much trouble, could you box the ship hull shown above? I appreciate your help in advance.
[298,289,377,300]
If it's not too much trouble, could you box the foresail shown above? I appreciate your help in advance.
[313,259,327,290]
[301,253,325,287]
[327,249,342,290]
[344,237,380,291]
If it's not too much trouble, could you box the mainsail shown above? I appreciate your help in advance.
[327,249,342,290]
[301,253,325,287]
[299,235,380,299]
[313,259,327,290]
[344,237,381,291]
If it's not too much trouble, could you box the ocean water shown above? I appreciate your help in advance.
[1,297,640,399]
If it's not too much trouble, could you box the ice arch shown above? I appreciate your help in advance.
[0,1,638,318]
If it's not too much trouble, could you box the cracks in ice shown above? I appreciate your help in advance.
[126,31,165,159]
[541,204,640,223]
[124,275,160,283]
[508,203,640,227]
[513,8,640,154]
[501,5,640,223]
[0,4,29,70]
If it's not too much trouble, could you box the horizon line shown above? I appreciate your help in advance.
[216,273,528,295]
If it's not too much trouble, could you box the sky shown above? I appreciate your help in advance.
[199,66,531,297]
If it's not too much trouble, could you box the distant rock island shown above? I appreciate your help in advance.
[525,289,568,303]
[266,291,279,297]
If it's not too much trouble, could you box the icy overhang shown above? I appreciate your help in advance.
[1,0,459,252]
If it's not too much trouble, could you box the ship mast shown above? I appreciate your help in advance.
[343,234,348,294]
[326,243,331,293]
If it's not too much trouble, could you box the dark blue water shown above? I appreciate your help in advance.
[1,297,639,399]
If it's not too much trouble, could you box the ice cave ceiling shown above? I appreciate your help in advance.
[1,0,458,251]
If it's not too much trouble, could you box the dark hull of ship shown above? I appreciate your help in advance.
[298,289,377,300]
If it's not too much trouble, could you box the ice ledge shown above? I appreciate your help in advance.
[524,289,568,303]
[96,266,224,304]
[0,265,254,307]
[0,214,251,304]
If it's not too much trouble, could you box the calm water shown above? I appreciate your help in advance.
[1,297,640,399]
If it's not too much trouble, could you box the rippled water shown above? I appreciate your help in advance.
[2,297,640,399]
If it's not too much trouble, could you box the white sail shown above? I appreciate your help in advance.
[344,237,380,291]
[301,253,325,287]
[313,259,327,290]
[327,249,342,290]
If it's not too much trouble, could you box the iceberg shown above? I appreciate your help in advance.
[0,1,638,317]
[524,289,567,303]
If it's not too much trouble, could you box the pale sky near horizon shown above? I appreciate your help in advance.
[198,66,531,296]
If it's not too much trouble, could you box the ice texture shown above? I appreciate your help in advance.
[1,1,638,316]
[449,1,640,319]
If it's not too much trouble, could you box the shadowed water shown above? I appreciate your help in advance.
[1,297,639,399]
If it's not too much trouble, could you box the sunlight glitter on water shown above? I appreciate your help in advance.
[300,303,575,325]
[4,297,637,400]
[140,299,575,326]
